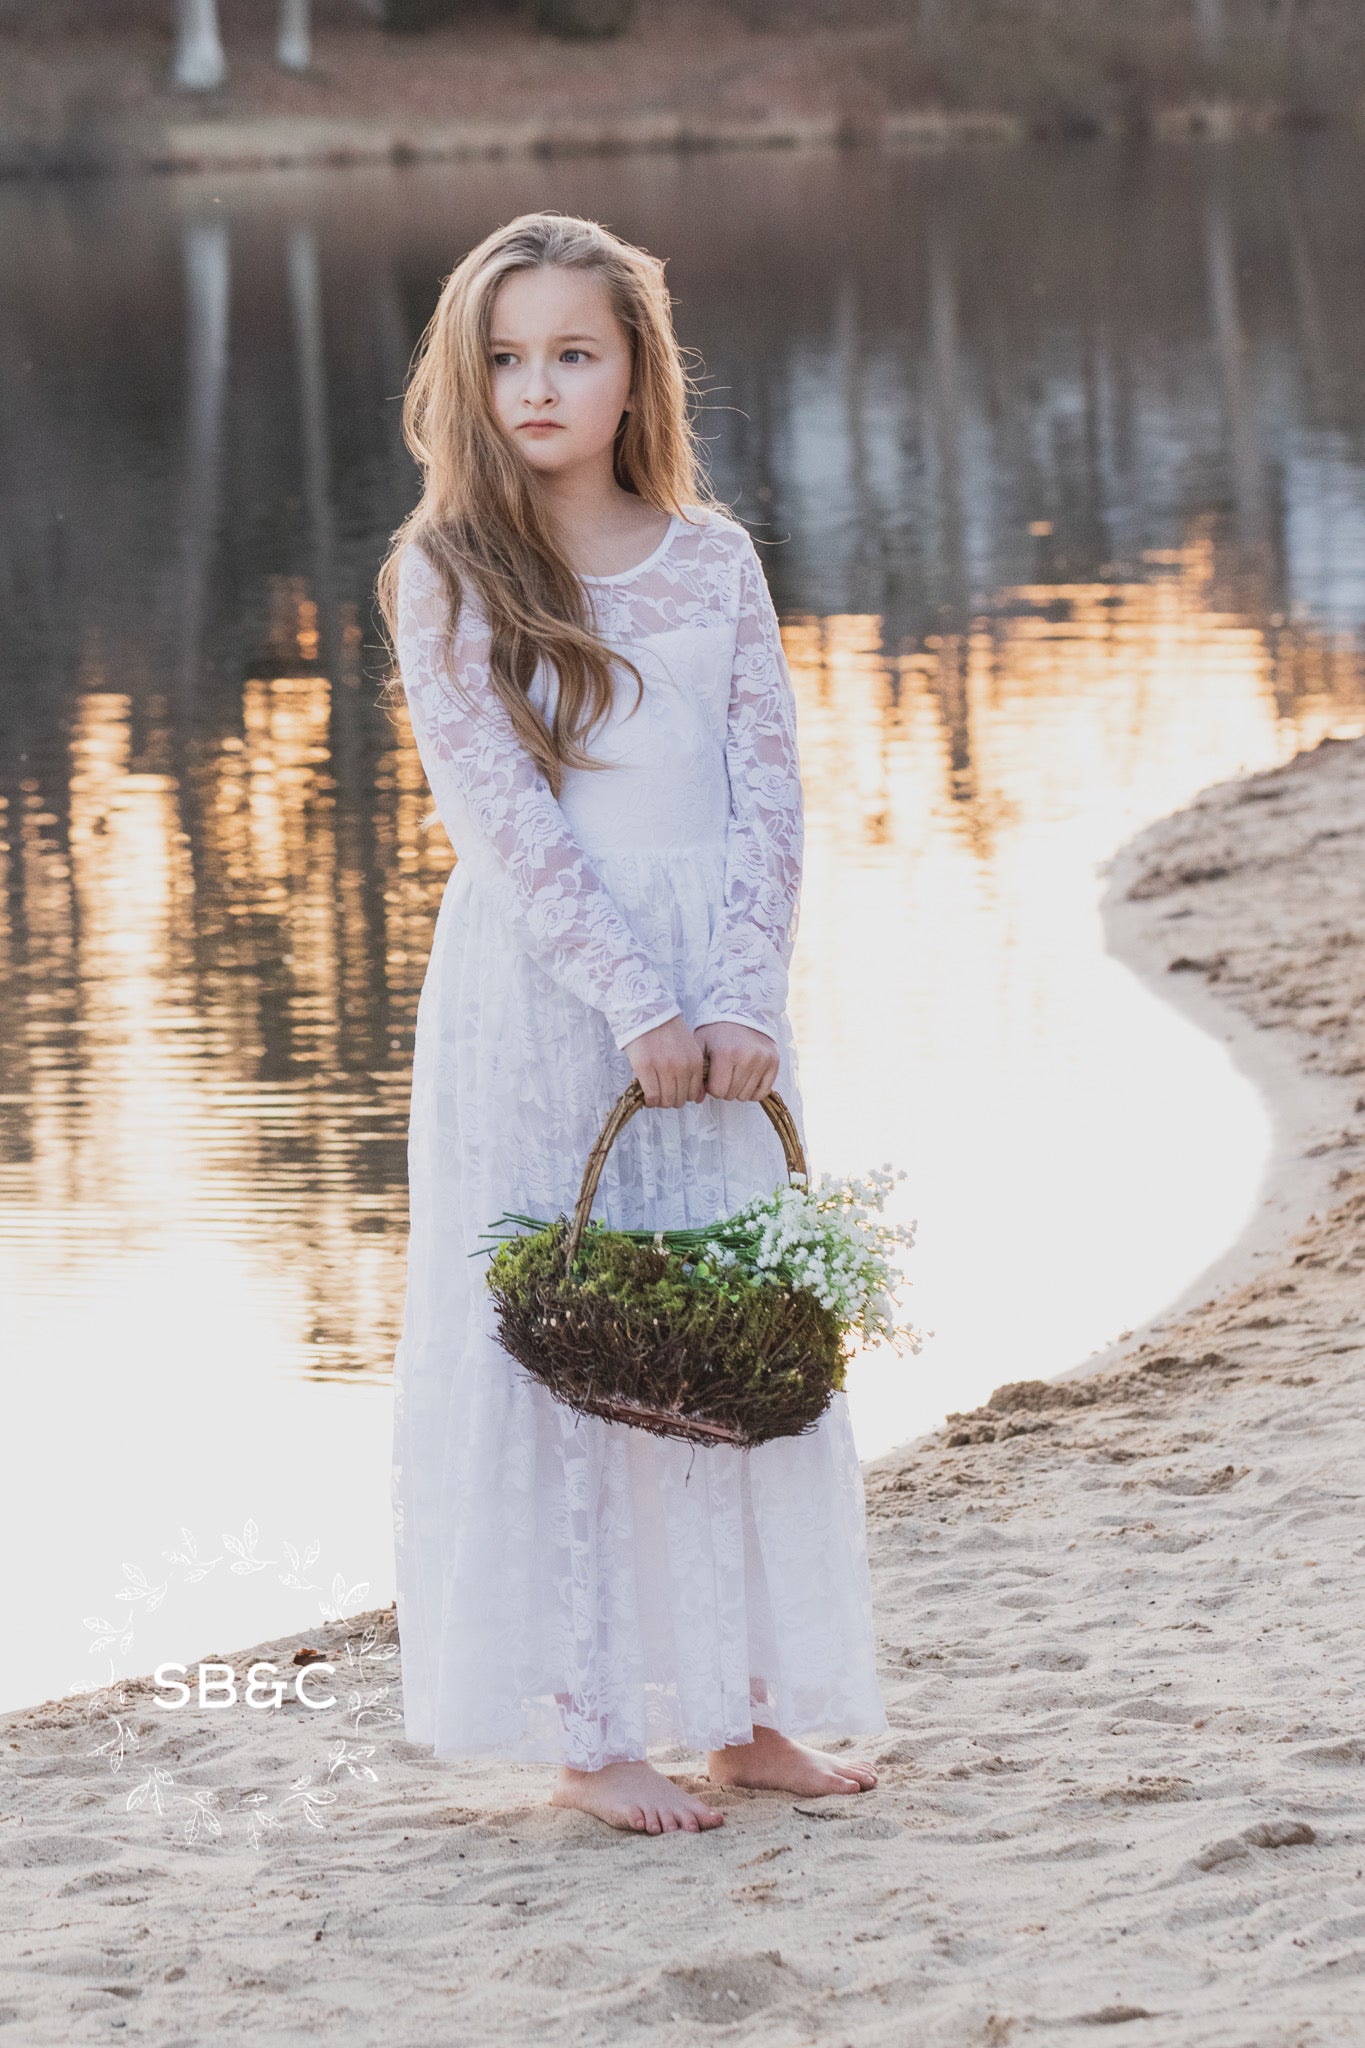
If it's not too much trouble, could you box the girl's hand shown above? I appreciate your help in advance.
[695,1022,779,1102]
[625,1015,706,1109]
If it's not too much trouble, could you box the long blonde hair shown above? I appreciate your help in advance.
[376,211,716,796]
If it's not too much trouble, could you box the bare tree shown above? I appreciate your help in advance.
[277,0,312,72]
[173,0,227,90]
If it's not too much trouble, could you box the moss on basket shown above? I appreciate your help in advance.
[486,1220,847,1449]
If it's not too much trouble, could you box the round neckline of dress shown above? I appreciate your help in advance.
[579,511,682,586]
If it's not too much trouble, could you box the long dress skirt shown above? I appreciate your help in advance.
[390,839,889,1770]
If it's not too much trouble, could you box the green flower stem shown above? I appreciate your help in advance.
[475,1211,735,1258]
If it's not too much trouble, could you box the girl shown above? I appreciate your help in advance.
[378,211,886,1836]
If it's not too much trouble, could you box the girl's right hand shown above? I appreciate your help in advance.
[625,1015,706,1109]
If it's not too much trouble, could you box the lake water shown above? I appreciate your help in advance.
[3,135,1364,1711]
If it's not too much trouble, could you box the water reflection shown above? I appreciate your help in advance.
[786,539,1361,1450]
[2,136,1365,1706]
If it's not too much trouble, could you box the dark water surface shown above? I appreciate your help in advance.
[3,136,1364,1708]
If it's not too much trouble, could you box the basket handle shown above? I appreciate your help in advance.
[563,1050,808,1274]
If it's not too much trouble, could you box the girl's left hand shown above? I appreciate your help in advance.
[695,1022,780,1102]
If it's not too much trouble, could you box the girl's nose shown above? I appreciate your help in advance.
[523,359,557,407]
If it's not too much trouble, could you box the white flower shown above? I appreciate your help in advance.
[695,1163,924,1357]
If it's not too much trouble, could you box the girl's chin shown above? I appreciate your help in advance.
[511,440,573,468]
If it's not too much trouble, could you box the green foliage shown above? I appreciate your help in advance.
[486,1218,848,1447]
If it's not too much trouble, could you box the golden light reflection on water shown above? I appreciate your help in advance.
[786,533,1364,1453]
[1,664,442,1386]
[3,528,1362,1453]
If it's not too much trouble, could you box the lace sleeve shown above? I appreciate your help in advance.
[394,544,683,1051]
[694,533,805,1043]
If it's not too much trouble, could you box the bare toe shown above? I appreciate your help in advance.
[706,1730,882,1799]
[552,1762,724,1838]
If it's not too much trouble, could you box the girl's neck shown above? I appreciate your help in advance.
[539,467,671,580]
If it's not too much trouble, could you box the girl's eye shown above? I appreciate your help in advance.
[491,348,588,367]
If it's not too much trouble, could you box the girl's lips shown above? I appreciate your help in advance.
[519,421,562,432]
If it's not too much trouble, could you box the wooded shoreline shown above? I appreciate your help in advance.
[4,0,1364,179]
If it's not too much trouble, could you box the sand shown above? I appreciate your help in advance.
[3,735,1364,2046]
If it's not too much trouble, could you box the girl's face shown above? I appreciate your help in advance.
[487,265,635,480]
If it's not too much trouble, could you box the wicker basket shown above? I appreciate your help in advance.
[485,1071,846,1449]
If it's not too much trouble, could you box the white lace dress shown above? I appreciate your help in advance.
[391,505,887,1769]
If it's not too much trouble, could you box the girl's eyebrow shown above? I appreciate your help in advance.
[488,332,603,347]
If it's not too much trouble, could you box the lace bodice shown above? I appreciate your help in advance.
[394,506,805,1049]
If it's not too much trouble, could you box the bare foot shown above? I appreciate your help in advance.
[550,1760,726,1835]
[706,1725,878,1797]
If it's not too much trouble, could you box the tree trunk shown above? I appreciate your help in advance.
[277,0,312,72]
[173,0,226,90]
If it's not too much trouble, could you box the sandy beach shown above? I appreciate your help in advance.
[3,734,1364,2046]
